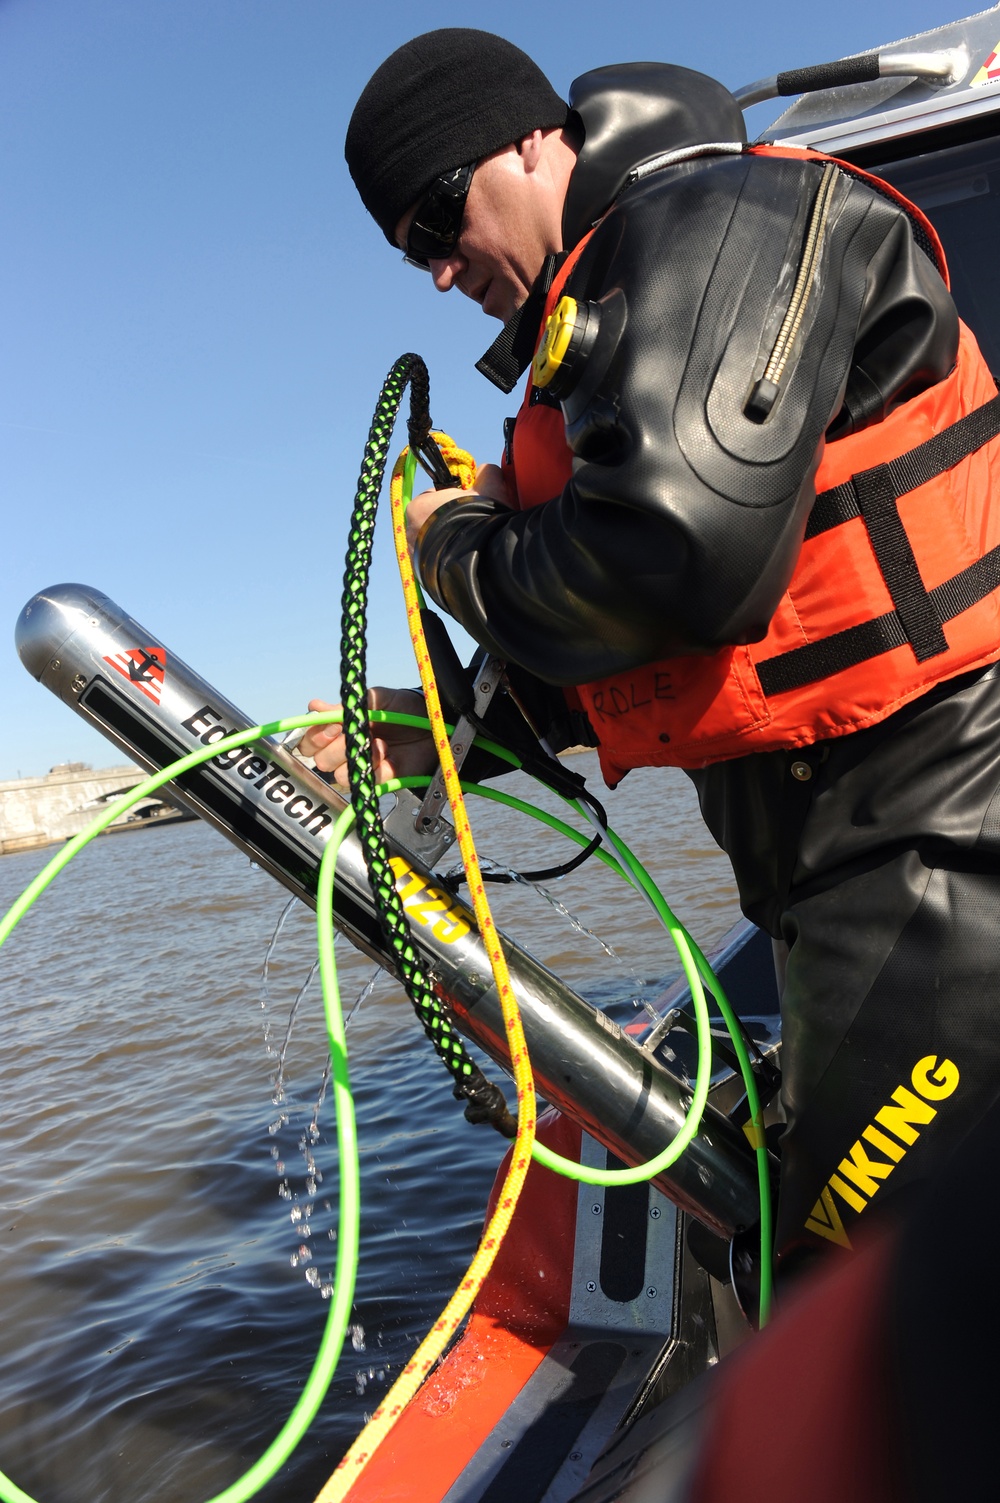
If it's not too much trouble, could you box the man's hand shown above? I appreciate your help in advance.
[299,687,436,789]
[405,462,512,551]
[301,469,513,787]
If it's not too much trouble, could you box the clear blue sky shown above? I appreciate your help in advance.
[0,0,961,779]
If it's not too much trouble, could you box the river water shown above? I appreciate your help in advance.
[0,753,740,1503]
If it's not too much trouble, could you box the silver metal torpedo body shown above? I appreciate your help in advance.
[16,583,759,1239]
[16,581,392,963]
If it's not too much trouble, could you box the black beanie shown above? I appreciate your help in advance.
[346,29,568,245]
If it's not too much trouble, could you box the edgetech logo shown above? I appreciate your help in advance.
[805,1054,960,1249]
[104,646,166,705]
[181,704,334,837]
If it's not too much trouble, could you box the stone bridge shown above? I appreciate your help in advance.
[0,762,153,855]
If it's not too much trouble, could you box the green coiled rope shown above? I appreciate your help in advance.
[0,351,773,1503]
[0,706,772,1503]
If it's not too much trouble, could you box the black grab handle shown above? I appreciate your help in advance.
[777,52,881,96]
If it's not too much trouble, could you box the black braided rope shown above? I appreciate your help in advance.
[339,354,515,1136]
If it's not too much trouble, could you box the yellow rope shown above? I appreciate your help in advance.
[313,435,537,1503]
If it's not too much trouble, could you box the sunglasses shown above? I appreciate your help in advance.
[403,162,476,271]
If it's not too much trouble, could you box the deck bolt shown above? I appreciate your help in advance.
[586,1280,596,1292]
[591,1203,601,1215]
[650,1206,661,1219]
[646,1286,657,1299]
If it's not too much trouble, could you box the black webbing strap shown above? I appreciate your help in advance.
[806,394,1000,540]
[758,543,1000,696]
[852,462,948,661]
[757,392,1000,696]
[474,253,564,393]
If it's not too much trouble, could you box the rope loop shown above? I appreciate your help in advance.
[338,355,513,1132]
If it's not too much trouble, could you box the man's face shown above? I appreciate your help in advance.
[396,139,563,324]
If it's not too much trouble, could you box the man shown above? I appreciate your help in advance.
[305,28,1000,1273]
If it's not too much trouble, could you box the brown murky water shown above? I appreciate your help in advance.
[0,753,739,1503]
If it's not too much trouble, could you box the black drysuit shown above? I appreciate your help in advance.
[416,64,1000,1266]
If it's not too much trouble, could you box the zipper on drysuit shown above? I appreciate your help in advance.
[745,163,840,422]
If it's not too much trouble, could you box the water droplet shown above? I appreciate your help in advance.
[305,1267,320,1287]
[290,1205,302,1224]
[296,1244,312,1263]
[350,1323,366,1352]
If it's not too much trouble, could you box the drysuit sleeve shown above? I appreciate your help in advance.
[416,152,957,686]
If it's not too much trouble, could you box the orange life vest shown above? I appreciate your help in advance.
[503,147,1000,778]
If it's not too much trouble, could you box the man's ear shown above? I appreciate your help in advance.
[517,129,545,172]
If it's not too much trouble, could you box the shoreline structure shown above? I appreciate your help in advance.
[0,762,184,854]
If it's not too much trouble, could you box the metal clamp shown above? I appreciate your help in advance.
[382,788,457,868]
[415,655,505,833]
